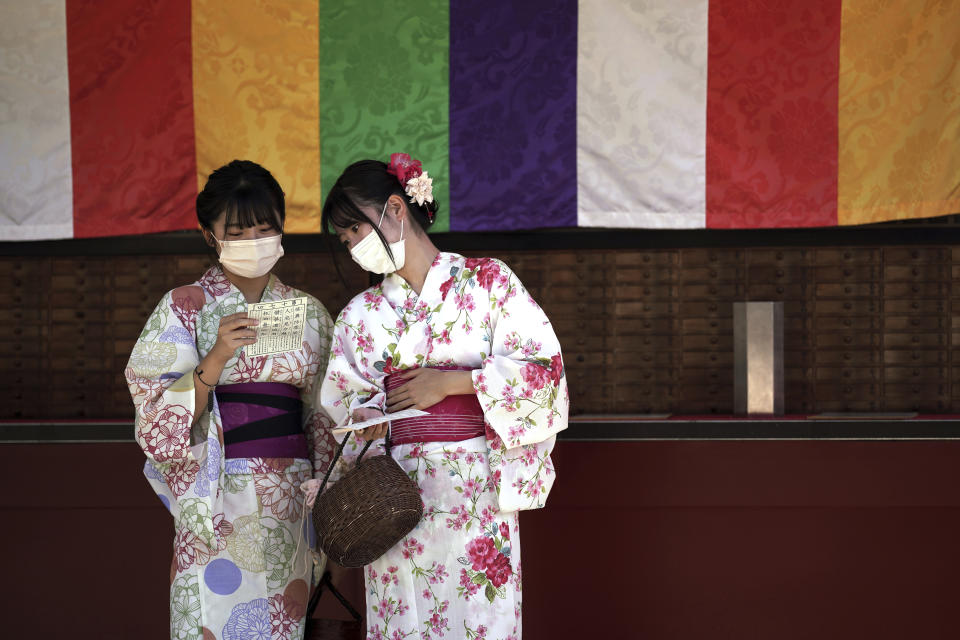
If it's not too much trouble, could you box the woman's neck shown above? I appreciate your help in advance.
[222,267,271,303]
[395,234,440,295]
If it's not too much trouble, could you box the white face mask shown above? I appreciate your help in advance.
[349,201,405,274]
[214,233,284,278]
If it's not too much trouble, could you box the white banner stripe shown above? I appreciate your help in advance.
[577,0,708,229]
[0,0,74,240]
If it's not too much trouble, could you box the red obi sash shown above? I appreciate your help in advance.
[385,367,485,445]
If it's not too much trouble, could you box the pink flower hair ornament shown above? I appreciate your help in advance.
[386,152,435,220]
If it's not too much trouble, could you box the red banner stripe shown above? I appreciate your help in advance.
[706,0,841,229]
[67,0,196,239]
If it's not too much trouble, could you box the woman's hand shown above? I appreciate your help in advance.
[387,369,474,411]
[352,407,388,442]
[210,312,259,363]
[300,479,321,508]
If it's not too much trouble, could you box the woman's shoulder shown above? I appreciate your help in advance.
[336,284,385,322]
[440,252,515,275]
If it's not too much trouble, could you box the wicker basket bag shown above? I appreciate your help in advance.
[312,430,424,568]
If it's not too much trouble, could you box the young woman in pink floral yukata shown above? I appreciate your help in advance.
[126,160,337,640]
[314,154,569,640]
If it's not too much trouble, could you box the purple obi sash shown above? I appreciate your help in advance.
[385,367,486,445]
[215,382,308,459]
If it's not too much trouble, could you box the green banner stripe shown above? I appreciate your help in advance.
[320,0,450,232]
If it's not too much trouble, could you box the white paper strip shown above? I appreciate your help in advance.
[577,0,708,229]
[331,409,430,437]
[0,0,74,240]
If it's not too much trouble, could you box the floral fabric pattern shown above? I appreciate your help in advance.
[126,266,336,639]
[319,252,568,638]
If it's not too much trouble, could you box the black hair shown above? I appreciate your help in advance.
[321,159,440,263]
[196,160,285,234]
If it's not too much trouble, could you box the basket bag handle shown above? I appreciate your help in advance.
[316,418,392,495]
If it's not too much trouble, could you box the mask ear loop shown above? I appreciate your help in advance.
[378,200,388,227]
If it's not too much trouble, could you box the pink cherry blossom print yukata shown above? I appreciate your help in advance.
[319,252,569,639]
[125,266,337,640]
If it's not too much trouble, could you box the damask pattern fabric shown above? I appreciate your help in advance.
[320,252,569,638]
[0,0,74,240]
[578,0,708,230]
[706,0,841,229]
[838,0,960,225]
[125,266,336,640]
[319,0,450,232]
[67,0,197,239]
[193,0,321,234]
[4,0,959,239]
[450,0,577,231]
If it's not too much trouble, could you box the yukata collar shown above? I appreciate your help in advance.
[198,264,279,302]
[380,252,457,314]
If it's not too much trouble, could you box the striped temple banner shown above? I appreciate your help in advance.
[0,0,958,240]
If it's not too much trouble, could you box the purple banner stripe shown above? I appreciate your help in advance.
[450,1,578,232]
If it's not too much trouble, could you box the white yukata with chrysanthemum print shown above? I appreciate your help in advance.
[125,266,337,640]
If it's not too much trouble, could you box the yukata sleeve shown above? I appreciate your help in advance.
[319,303,387,427]
[471,259,569,513]
[318,303,389,485]
[125,286,211,503]
[302,297,338,480]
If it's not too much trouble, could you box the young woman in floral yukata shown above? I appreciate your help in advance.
[125,160,337,640]
[315,154,569,640]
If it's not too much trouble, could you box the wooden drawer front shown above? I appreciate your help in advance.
[744,283,807,300]
[543,268,611,287]
[745,249,809,265]
[815,367,880,382]
[679,283,742,298]
[614,251,678,267]
[883,264,950,281]
[614,266,676,284]
[612,284,678,301]
[886,282,948,297]
[884,367,948,383]
[747,266,807,282]
[681,351,734,368]
[883,350,946,366]
[612,334,678,350]
[812,266,880,281]
[815,333,881,349]
[681,318,733,333]
[615,301,677,317]
[885,247,950,263]
[814,249,880,264]
[547,285,611,303]
[679,266,744,283]
[679,249,744,266]
[814,300,879,315]
[886,316,946,331]
[815,350,880,365]
[883,333,948,348]
[815,316,880,331]
[620,317,682,334]
[682,334,733,350]
[678,301,731,317]
[815,283,878,297]
[883,299,946,314]
[552,317,608,336]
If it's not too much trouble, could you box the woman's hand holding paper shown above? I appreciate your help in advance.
[352,406,389,441]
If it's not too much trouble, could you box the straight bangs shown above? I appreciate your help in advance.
[322,186,373,233]
[222,185,284,232]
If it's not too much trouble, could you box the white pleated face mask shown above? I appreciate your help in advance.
[349,201,405,274]
[215,233,284,278]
